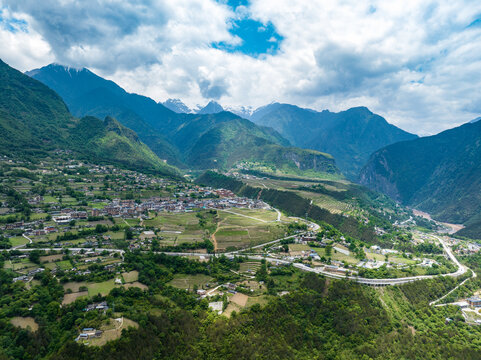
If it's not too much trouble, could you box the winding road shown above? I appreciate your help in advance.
[9,211,469,287]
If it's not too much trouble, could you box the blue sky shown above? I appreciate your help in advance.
[212,0,283,56]
[1,0,481,135]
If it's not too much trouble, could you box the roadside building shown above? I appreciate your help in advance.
[467,296,481,308]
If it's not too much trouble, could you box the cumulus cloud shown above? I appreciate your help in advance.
[1,0,481,134]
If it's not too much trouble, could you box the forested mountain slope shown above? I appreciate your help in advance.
[360,120,481,238]
[250,103,417,179]
[0,59,180,177]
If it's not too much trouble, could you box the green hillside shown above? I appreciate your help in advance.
[69,116,181,176]
[0,59,72,155]
[0,59,180,177]
[250,104,417,179]
[360,121,481,238]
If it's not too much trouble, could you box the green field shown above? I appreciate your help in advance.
[4,259,38,271]
[9,236,29,247]
[288,244,311,252]
[55,260,72,270]
[216,229,249,237]
[168,274,213,290]
[313,247,359,264]
[144,212,206,245]
[214,211,286,250]
[239,262,261,273]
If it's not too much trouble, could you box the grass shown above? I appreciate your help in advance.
[121,270,139,283]
[246,295,271,307]
[10,317,38,332]
[9,236,28,247]
[86,280,117,297]
[239,262,261,273]
[313,247,359,264]
[63,278,147,298]
[86,318,139,347]
[288,244,310,252]
[43,195,58,203]
[214,211,287,250]
[4,259,38,271]
[168,274,213,290]
[106,231,125,240]
[56,260,72,270]
[88,202,108,209]
[63,280,115,297]
[216,230,249,237]
[40,254,63,262]
[30,212,48,220]
[62,291,88,305]
[124,218,140,226]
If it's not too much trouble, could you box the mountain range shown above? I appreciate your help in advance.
[158,99,418,179]
[360,120,481,238]
[246,103,418,179]
[0,60,180,177]
[27,64,338,177]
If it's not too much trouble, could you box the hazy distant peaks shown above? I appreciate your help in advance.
[162,98,192,114]
[163,99,226,115]
[196,100,224,114]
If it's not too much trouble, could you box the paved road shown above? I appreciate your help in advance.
[430,272,475,306]
[154,233,468,286]
[7,223,465,287]
[227,233,304,255]
[13,234,33,250]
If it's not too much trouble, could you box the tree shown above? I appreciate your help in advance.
[325,244,332,257]
[125,228,133,240]
[29,250,41,264]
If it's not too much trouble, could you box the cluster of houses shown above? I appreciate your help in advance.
[84,301,109,312]
[13,267,45,283]
[52,209,88,224]
[90,196,267,218]
[76,328,103,342]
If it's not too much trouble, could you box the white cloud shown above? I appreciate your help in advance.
[1,0,481,134]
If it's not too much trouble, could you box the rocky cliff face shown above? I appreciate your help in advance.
[359,150,400,201]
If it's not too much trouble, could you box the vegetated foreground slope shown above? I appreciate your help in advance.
[28,64,340,177]
[250,103,417,179]
[30,256,478,360]
[0,59,180,177]
[360,120,481,238]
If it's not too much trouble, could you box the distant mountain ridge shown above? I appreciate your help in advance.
[360,120,481,238]
[28,64,339,177]
[247,103,417,179]
[162,98,192,113]
[0,59,180,177]
[196,100,223,114]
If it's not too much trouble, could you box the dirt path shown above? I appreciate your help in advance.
[211,232,218,252]
[211,218,225,252]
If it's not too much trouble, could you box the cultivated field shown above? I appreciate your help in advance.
[168,273,213,290]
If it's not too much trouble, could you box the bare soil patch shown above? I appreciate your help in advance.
[10,317,38,332]
[230,292,248,307]
[62,291,88,305]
